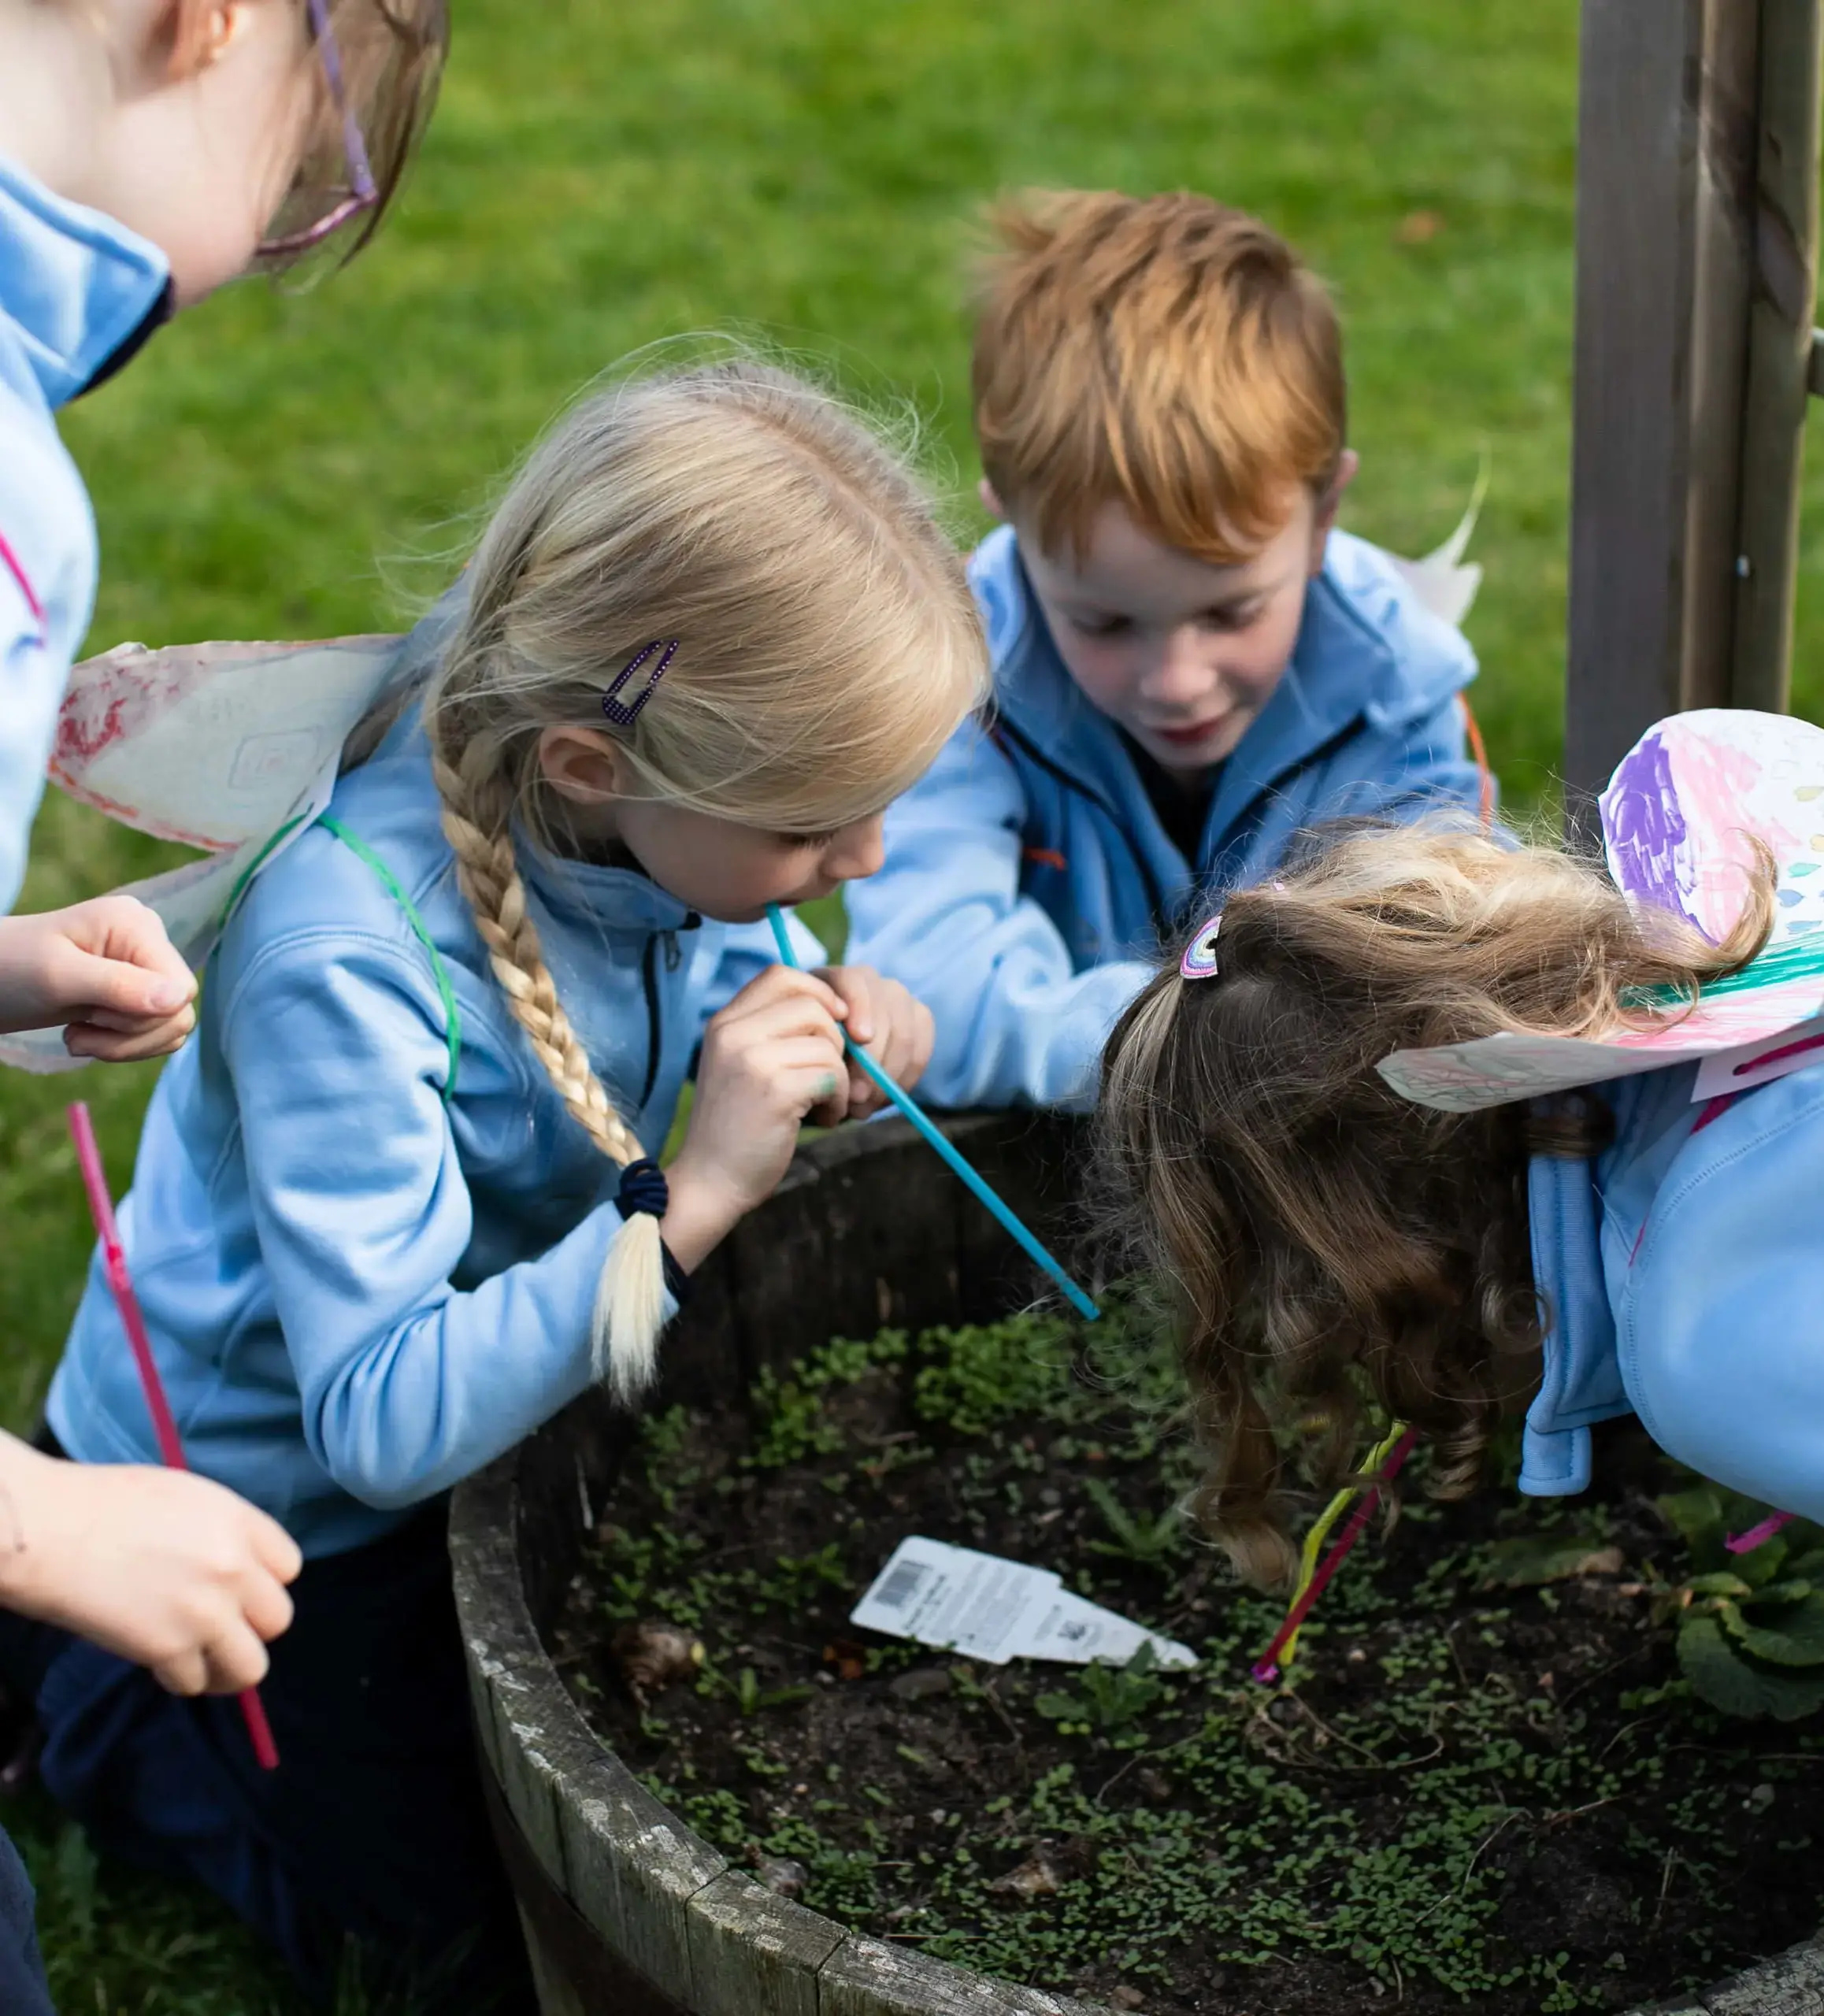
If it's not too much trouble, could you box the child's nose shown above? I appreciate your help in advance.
[1147,627,1214,699]
[827,817,886,881]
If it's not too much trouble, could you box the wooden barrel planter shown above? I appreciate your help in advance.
[452,1111,1097,2015]
[451,1112,1824,2016]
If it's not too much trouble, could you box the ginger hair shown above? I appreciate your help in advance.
[970,188,1347,567]
[1094,822,1774,1590]
[420,359,986,1398]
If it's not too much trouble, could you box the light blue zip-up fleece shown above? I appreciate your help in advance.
[845,524,1487,1110]
[0,156,169,914]
[1522,1062,1824,1520]
[48,684,825,1558]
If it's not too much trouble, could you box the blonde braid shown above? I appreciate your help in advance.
[431,748,670,1397]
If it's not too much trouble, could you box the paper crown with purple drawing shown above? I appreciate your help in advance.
[1377,710,1824,1114]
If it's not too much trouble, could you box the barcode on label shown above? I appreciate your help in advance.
[871,1561,929,1611]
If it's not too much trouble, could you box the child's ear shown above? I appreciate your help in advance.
[977,477,1006,522]
[1307,450,1359,574]
[154,0,245,81]
[537,726,634,807]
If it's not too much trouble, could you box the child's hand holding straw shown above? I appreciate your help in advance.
[0,1436,299,1699]
[807,965,936,1123]
[658,965,855,1270]
[0,897,196,1060]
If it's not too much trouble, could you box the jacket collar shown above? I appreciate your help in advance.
[971,524,1456,865]
[1521,1123,1629,1495]
[0,154,170,410]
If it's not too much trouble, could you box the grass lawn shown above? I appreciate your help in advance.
[3,0,1820,2006]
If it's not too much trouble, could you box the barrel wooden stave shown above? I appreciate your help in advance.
[687,1872,847,2016]
[818,1937,1082,2015]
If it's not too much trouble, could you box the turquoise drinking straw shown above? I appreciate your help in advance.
[766,905,1099,1321]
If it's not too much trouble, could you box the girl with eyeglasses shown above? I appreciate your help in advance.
[0,5,443,2010]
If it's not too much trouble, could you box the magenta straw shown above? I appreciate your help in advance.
[67,1105,280,1771]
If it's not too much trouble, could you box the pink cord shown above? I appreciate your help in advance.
[68,1105,279,1771]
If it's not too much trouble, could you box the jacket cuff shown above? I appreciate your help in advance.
[660,1240,692,1308]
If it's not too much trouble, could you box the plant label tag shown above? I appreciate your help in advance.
[1011,1587,1197,1670]
[851,1536,1196,1670]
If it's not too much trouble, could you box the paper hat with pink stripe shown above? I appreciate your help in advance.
[1379,710,1824,1113]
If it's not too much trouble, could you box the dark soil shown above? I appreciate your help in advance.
[552,1301,1824,2014]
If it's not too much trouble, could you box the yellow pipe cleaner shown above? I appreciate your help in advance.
[1274,1419,1411,1672]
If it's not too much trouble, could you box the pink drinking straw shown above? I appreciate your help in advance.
[66,1104,280,1771]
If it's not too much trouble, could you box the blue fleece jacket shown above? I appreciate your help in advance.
[0,156,169,915]
[1522,1062,1824,1520]
[47,687,826,1557]
[843,524,1488,1110]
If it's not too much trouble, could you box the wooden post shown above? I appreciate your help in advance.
[1564,0,1763,833]
[1730,0,1824,712]
[1565,0,1824,832]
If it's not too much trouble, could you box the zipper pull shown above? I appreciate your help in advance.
[662,929,682,973]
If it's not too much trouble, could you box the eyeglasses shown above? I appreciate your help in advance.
[258,0,378,258]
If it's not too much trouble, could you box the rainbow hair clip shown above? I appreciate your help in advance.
[1181,911,1223,980]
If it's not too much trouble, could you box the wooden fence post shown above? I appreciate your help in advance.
[1731,0,1824,713]
[1564,0,1824,837]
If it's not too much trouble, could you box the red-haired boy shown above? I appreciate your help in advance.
[847,189,1491,1108]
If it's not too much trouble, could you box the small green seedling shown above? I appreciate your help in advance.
[1082,1476,1183,1567]
[717,1665,813,1717]
[1034,1643,1165,1741]
[1657,1485,1824,1721]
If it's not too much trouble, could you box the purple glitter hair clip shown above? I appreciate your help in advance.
[602,640,678,728]
[1181,911,1222,980]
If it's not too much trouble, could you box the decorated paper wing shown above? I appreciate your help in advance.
[49,635,402,847]
[1379,711,1824,1113]
[1385,457,1487,630]
[0,633,407,1075]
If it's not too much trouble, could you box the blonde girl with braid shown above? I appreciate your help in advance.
[18,359,987,2012]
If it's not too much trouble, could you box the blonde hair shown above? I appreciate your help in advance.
[419,359,986,1398]
[971,189,1346,567]
[1094,821,1773,1589]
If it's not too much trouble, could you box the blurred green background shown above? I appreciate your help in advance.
[5,0,1822,2005]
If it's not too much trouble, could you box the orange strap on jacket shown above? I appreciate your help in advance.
[1459,693,1495,831]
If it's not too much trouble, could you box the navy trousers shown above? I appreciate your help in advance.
[0,1490,535,2015]
[0,1822,53,2015]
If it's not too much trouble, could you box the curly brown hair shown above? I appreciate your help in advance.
[1094,821,1772,1590]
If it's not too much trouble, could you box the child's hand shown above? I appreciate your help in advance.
[0,899,197,1059]
[661,966,849,1270]
[814,965,935,1119]
[0,1437,300,1695]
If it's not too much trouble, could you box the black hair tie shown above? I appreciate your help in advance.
[617,1158,669,1219]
